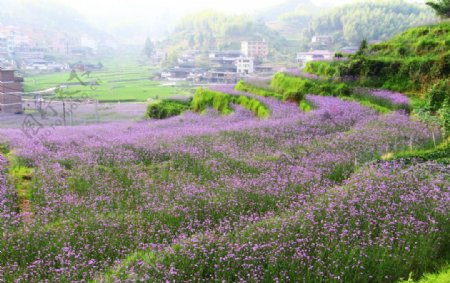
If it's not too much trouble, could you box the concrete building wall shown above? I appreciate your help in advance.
[0,70,23,113]
[241,41,269,58]
[0,70,15,81]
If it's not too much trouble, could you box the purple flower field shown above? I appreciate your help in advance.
[370,90,411,106]
[0,90,448,282]
[353,88,412,111]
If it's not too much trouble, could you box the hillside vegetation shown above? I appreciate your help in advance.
[310,0,435,47]
[0,0,104,37]
[304,21,450,151]
[164,11,286,52]
[306,22,449,92]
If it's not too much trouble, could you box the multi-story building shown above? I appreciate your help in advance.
[241,41,269,59]
[0,69,23,113]
[235,57,254,75]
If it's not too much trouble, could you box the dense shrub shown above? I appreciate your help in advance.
[304,61,339,77]
[191,88,270,118]
[438,97,450,135]
[235,81,283,99]
[145,99,191,119]
[271,73,350,100]
[426,79,450,112]
[192,89,232,114]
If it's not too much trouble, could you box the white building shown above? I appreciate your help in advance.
[296,50,335,68]
[241,41,269,58]
[235,57,254,75]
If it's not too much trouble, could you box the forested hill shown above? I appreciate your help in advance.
[163,11,287,52]
[0,0,105,37]
[310,0,435,46]
[257,0,318,22]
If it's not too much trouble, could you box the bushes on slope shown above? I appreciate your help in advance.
[235,81,283,100]
[271,73,351,101]
[192,88,270,118]
[145,99,191,119]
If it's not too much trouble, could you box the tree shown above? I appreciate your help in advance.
[356,39,369,56]
[143,37,155,58]
[426,0,450,18]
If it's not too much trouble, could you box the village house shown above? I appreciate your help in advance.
[0,68,23,114]
[209,50,242,59]
[254,64,274,74]
[161,67,205,82]
[204,70,238,84]
[311,35,333,47]
[241,41,269,59]
[178,50,200,65]
[235,57,254,75]
[13,43,47,60]
[297,50,335,68]
[23,59,67,72]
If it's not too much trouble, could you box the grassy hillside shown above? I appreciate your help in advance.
[302,21,450,139]
[306,21,450,94]
[371,21,450,58]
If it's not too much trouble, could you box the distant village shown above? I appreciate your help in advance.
[158,41,273,84]
[0,24,377,115]
[155,35,373,84]
[0,25,116,71]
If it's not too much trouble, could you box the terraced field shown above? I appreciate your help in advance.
[23,57,192,102]
[0,78,448,282]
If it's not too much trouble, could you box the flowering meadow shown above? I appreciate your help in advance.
[0,84,448,282]
[352,88,412,112]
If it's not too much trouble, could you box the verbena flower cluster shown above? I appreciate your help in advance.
[0,92,447,282]
[370,89,411,107]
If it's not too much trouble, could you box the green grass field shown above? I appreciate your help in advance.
[23,55,193,102]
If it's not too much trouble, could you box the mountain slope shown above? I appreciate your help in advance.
[164,11,287,52]
[0,0,104,37]
[257,0,317,22]
[310,0,436,46]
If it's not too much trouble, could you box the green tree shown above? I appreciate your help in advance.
[426,0,450,19]
[143,37,155,58]
[356,39,369,56]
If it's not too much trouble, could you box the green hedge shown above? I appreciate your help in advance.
[192,88,270,118]
[304,61,340,77]
[235,81,283,100]
[145,99,191,119]
[426,79,450,112]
